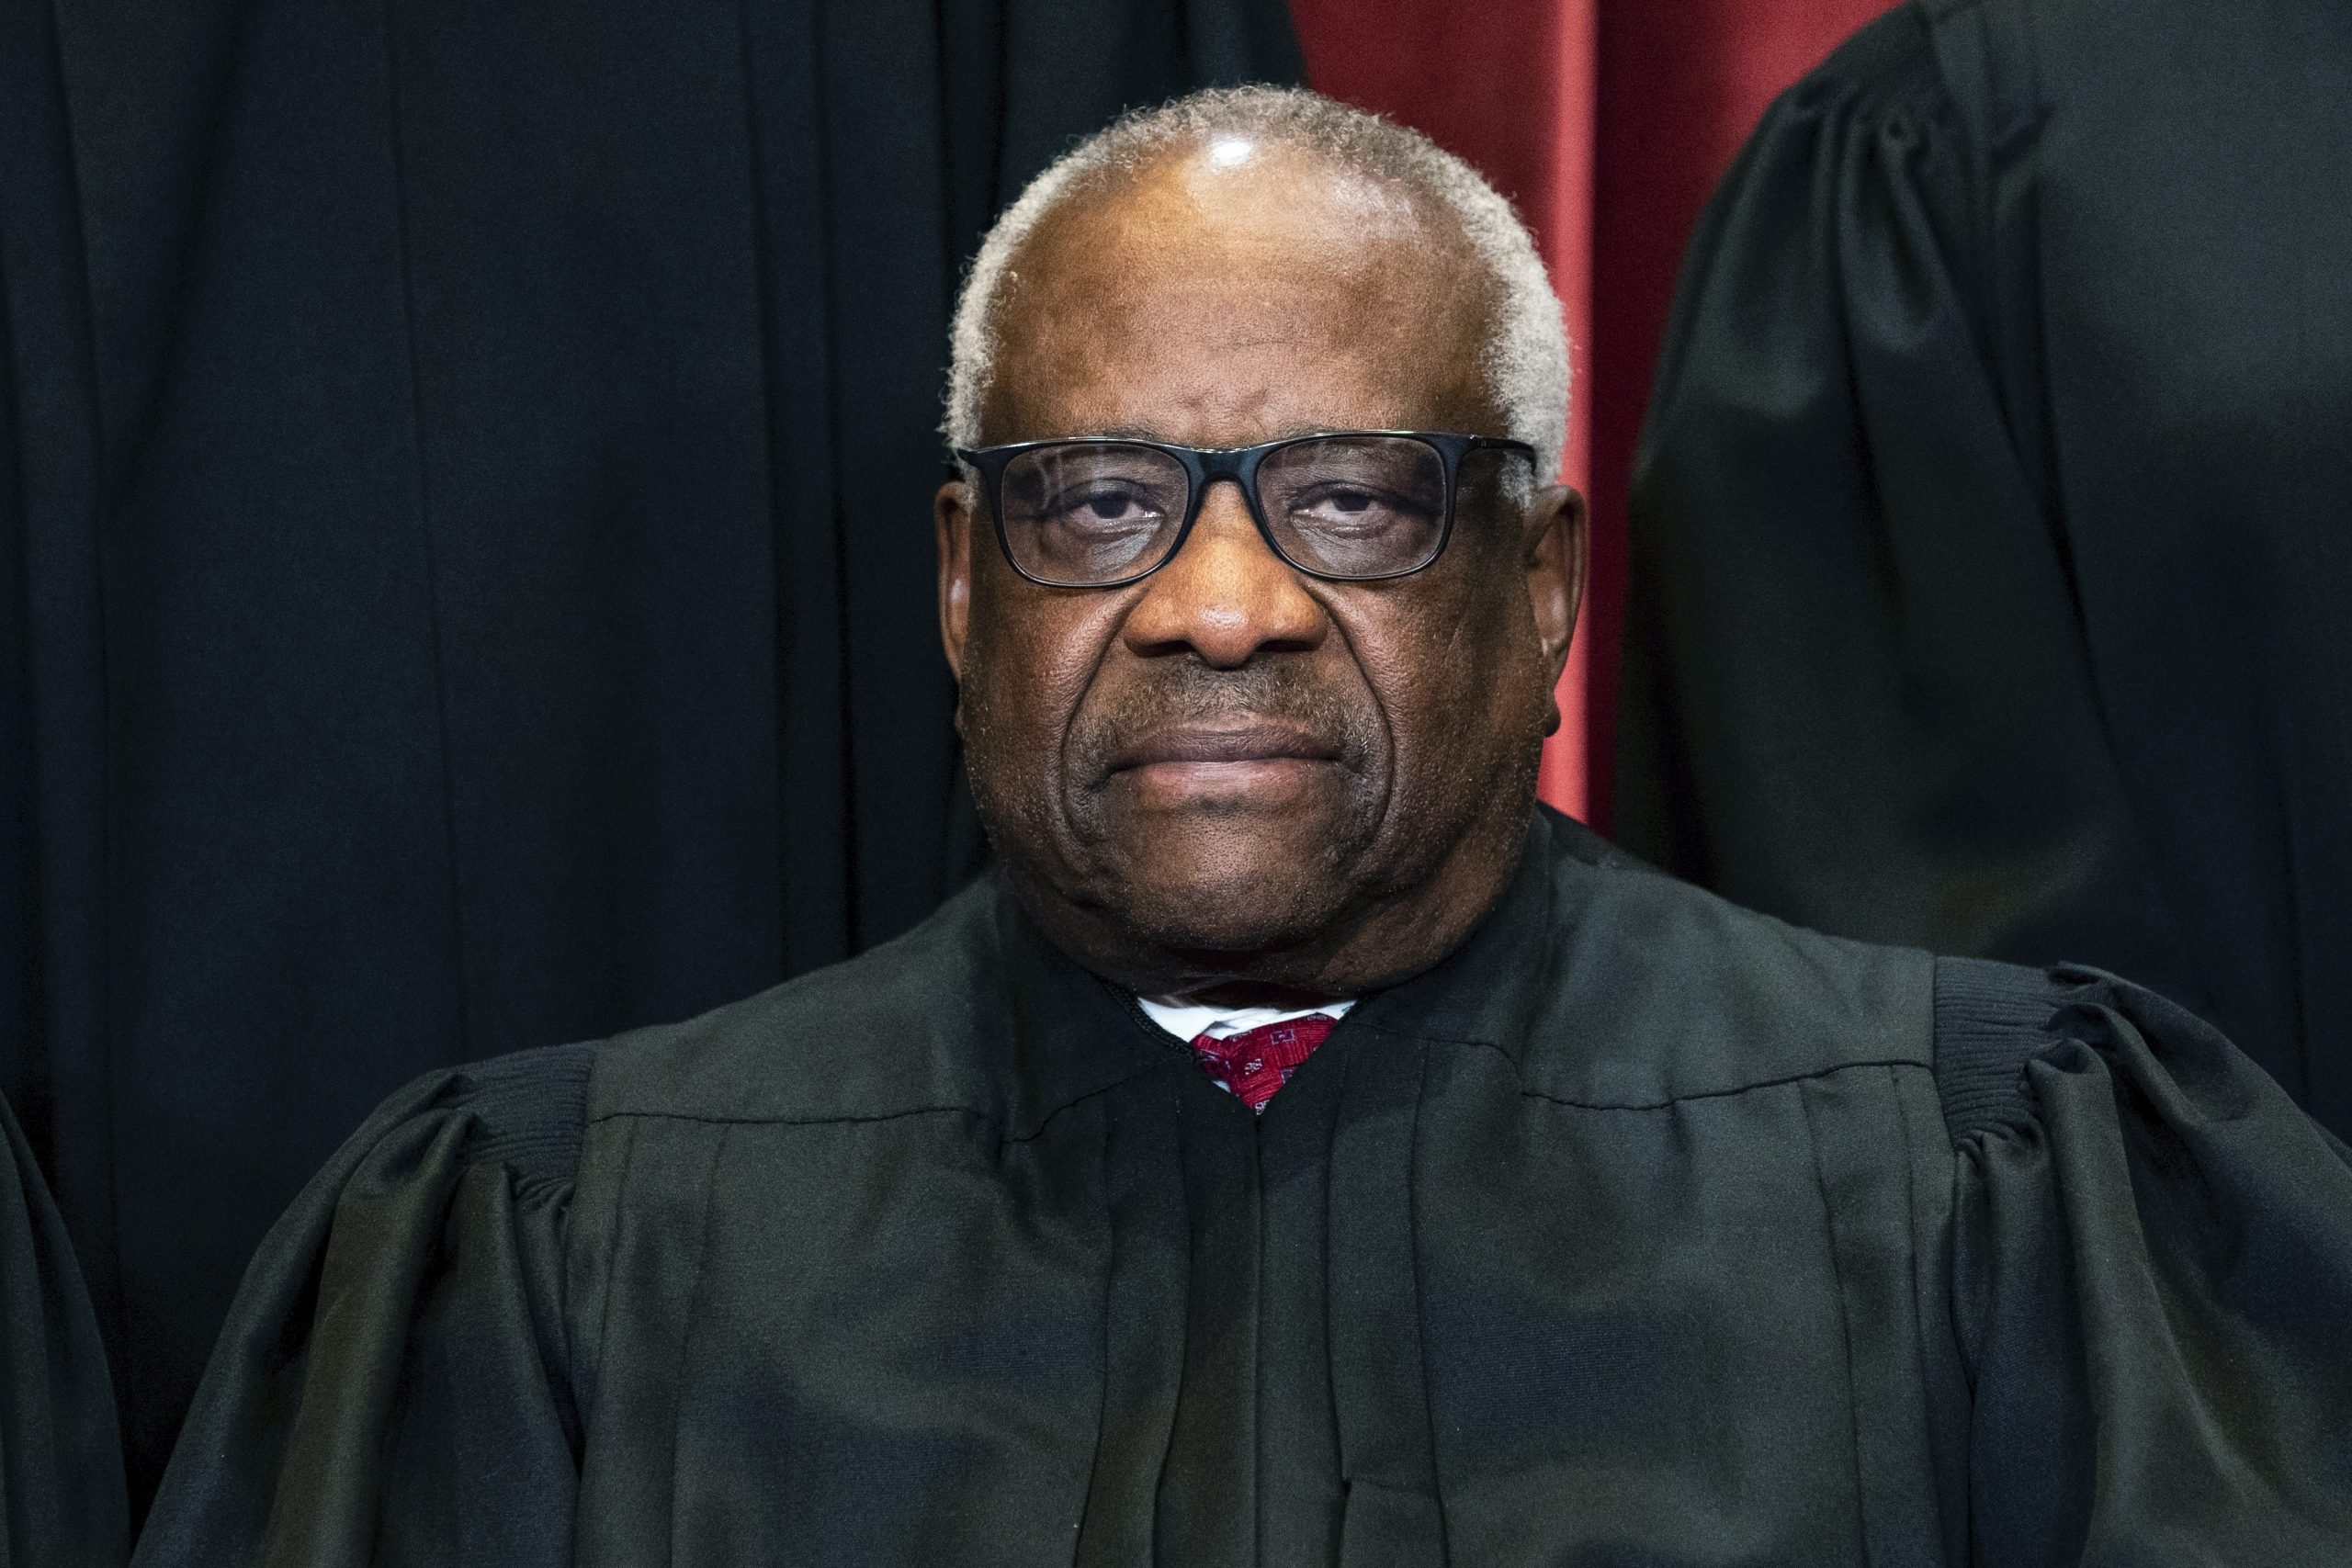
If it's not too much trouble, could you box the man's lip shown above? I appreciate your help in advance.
[1106,725,1342,772]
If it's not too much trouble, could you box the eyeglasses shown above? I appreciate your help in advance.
[953,431,1538,589]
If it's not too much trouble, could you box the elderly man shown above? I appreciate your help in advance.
[137,87,2352,1566]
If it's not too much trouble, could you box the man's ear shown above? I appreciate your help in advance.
[936,478,975,685]
[1525,484,1587,686]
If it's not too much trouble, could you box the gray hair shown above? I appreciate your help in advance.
[944,85,1571,481]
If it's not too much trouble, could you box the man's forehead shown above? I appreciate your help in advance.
[994,342,1476,449]
[980,145,1497,445]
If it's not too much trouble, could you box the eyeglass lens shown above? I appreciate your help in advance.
[997,435,1450,586]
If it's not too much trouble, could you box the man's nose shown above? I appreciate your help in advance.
[1119,479,1328,667]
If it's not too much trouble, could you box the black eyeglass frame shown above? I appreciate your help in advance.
[952,430,1540,589]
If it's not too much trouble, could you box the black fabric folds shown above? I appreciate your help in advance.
[144,1048,589,1567]
[0,1092,126,1568]
[1615,0,2352,1142]
[1950,969,2352,1564]
[131,809,2352,1564]
[0,0,1301,1506]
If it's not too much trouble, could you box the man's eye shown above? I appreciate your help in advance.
[1293,486,1412,528]
[1051,487,1159,526]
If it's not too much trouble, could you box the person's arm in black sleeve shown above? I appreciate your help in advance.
[1615,6,2187,999]
[131,1046,594,1568]
[1939,958,2352,1564]
[0,1092,129,1568]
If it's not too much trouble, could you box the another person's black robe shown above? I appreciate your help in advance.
[133,809,2352,1563]
[0,1092,127,1567]
[1614,0,2352,1141]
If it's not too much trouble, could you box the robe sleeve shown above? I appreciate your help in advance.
[0,1094,128,1568]
[1613,6,2194,1004]
[1937,960,2352,1563]
[131,1044,595,1568]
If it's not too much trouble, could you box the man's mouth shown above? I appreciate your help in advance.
[1108,723,1342,771]
[1102,723,1345,804]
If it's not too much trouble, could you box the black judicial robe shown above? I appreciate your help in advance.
[1614,0,2352,1141]
[136,810,2352,1565]
[0,1091,127,1567]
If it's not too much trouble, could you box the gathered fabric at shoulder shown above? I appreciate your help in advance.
[1939,962,2352,1563]
[132,1044,594,1568]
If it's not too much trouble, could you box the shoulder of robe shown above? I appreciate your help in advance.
[1690,0,2008,280]
[1799,1,1954,117]
[1634,0,1993,533]
[1927,959,2303,1150]
[585,875,1004,1123]
[1498,811,1937,1105]
[1795,0,2051,231]
[1735,3,1956,149]
[333,1042,597,1201]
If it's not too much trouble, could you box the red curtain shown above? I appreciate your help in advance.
[1289,0,1895,827]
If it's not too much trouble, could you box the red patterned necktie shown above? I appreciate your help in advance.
[1188,1015,1340,1111]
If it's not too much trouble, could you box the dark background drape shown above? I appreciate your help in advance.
[2,0,1297,1506]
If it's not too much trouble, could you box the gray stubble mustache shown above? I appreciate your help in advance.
[1070,660,1373,787]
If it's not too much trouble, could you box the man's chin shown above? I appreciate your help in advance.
[1088,837,1359,957]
